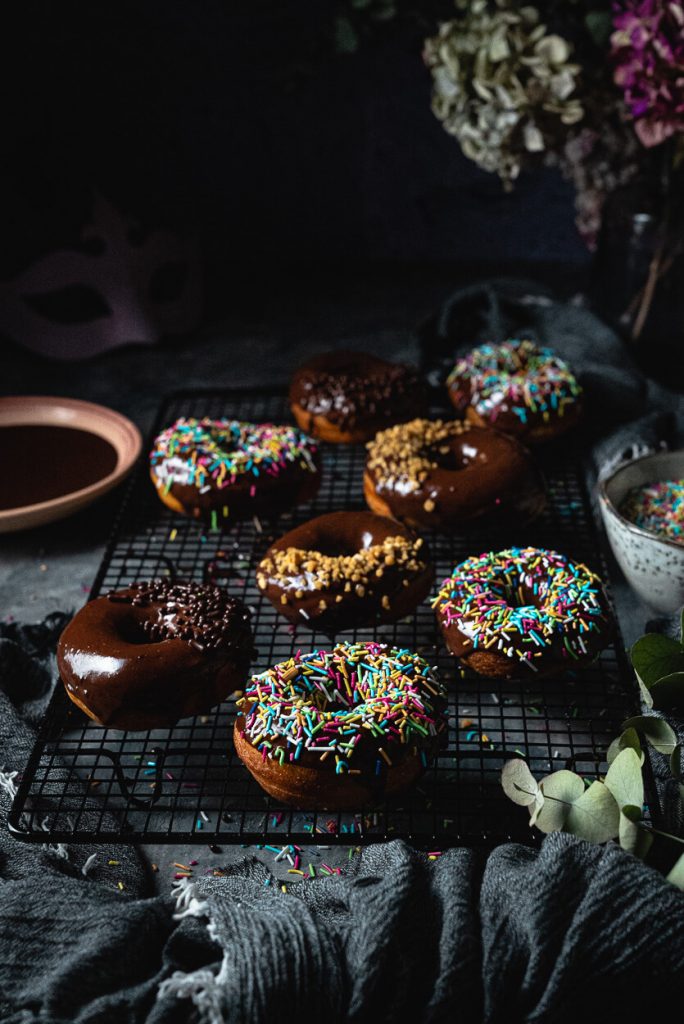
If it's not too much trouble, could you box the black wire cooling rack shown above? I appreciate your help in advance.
[8,388,659,847]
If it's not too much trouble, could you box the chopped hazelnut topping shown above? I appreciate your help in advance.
[365,418,469,494]
[258,533,428,599]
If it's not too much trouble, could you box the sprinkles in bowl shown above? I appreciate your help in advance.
[620,480,684,545]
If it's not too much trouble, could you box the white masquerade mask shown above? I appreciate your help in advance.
[0,192,202,360]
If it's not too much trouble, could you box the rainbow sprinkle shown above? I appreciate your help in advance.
[237,642,447,771]
[150,417,318,498]
[447,339,581,425]
[620,480,684,544]
[433,547,608,669]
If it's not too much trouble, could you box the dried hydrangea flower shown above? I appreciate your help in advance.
[611,0,684,147]
[551,91,641,249]
[424,0,584,184]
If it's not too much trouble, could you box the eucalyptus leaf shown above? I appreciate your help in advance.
[501,759,540,807]
[618,806,653,859]
[564,781,620,843]
[649,672,684,711]
[604,748,644,810]
[636,672,654,709]
[528,787,545,827]
[671,745,683,783]
[607,727,643,766]
[666,852,684,891]
[630,633,684,688]
[622,715,678,755]
[533,770,585,833]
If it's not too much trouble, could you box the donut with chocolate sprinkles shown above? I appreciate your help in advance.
[289,350,425,443]
[256,510,433,632]
[433,547,611,678]
[234,641,448,809]
[57,580,254,730]
[149,417,321,521]
[364,418,546,530]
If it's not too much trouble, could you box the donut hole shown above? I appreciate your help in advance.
[488,574,541,612]
[301,537,365,558]
[117,614,165,645]
[208,428,239,452]
[309,690,357,714]
[428,440,487,471]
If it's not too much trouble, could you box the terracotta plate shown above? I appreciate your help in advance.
[0,396,142,533]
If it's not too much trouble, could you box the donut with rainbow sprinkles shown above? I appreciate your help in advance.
[149,416,321,521]
[234,641,448,809]
[433,546,611,678]
[446,339,582,444]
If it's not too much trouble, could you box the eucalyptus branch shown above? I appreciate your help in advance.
[502,612,684,889]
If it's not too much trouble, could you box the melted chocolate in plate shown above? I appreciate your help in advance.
[0,396,141,532]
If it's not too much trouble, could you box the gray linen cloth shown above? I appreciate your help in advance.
[2,285,684,1022]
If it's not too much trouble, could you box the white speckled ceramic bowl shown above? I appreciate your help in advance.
[599,450,684,613]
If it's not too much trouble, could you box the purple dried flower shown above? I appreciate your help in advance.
[611,1,684,146]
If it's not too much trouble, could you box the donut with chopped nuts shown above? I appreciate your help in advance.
[149,417,321,522]
[446,339,582,444]
[57,580,253,730]
[256,510,433,632]
[433,547,611,678]
[234,641,448,809]
[363,418,546,530]
[289,351,425,443]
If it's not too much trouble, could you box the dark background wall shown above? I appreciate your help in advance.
[0,1,589,304]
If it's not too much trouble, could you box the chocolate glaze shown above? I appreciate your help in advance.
[150,458,321,521]
[0,425,118,510]
[57,580,253,730]
[289,351,425,441]
[364,422,546,530]
[257,510,433,632]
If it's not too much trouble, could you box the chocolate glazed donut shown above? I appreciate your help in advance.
[289,351,425,443]
[434,547,612,679]
[446,340,583,444]
[234,643,448,809]
[57,580,253,730]
[364,418,546,531]
[149,418,321,521]
[256,510,433,632]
